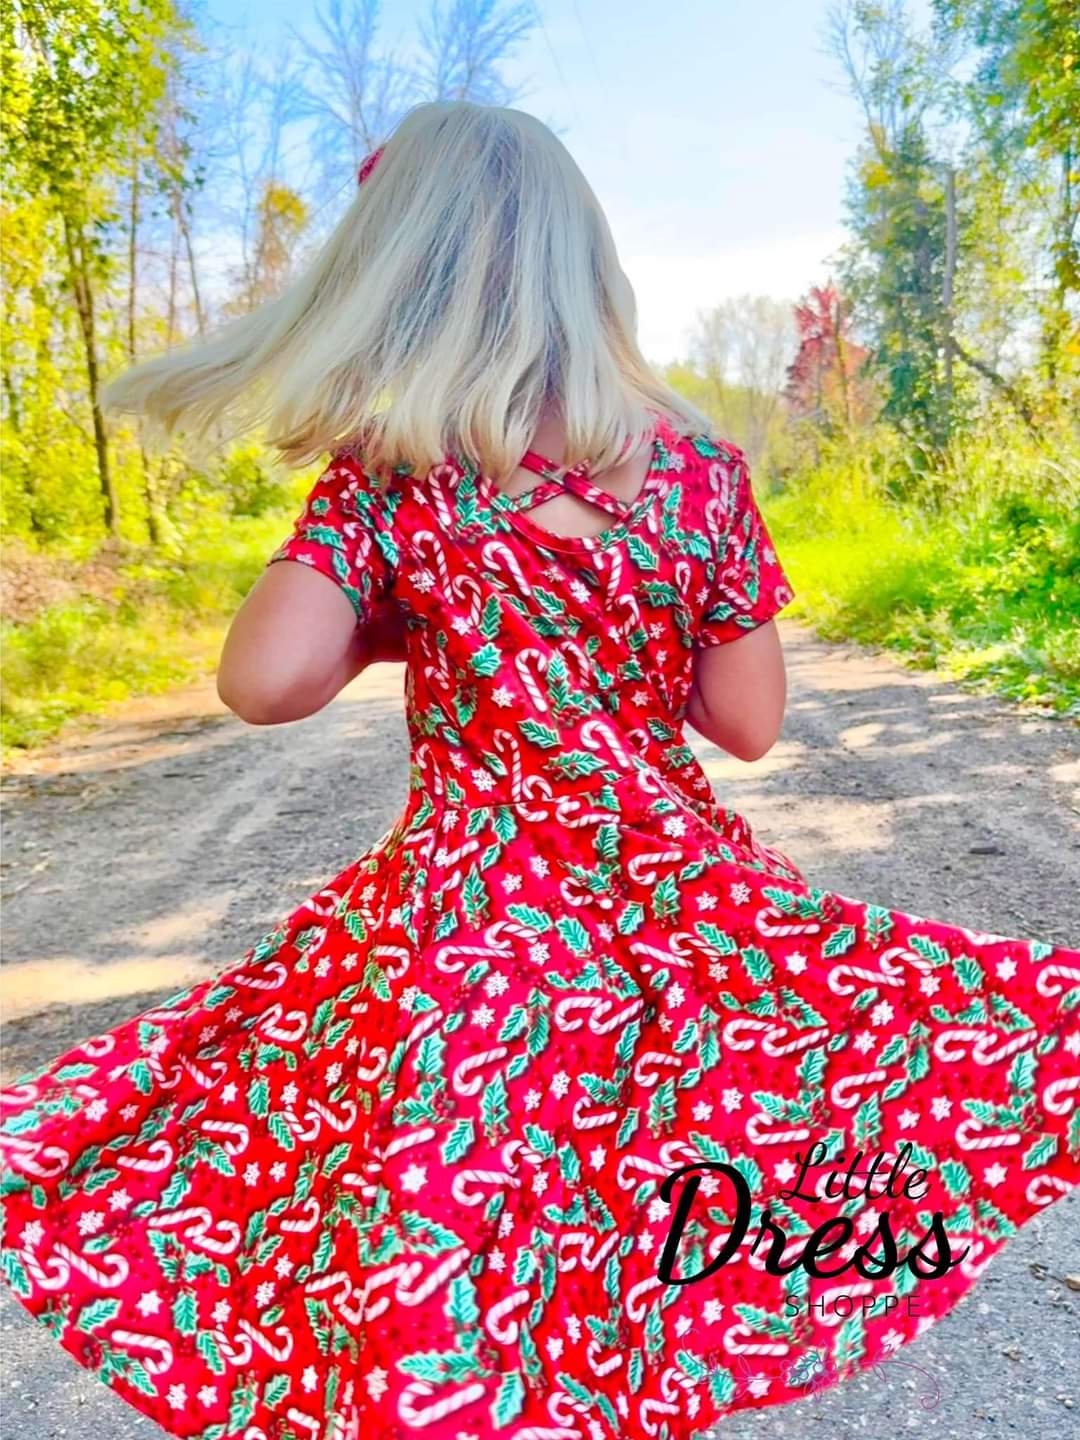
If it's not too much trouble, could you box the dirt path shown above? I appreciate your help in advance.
[2,621,1078,1437]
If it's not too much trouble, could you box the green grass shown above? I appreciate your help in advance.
[763,429,1080,716]
[4,426,1078,755]
[1,506,292,753]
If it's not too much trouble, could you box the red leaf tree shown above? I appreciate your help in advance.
[785,283,873,435]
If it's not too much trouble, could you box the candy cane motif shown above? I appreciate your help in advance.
[552,795,614,829]
[515,649,550,713]
[0,1134,70,1178]
[559,640,594,691]
[280,1195,321,1233]
[932,1028,1001,1064]
[674,559,693,601]
[433,929,516,975]
[0,1082,40,1106]
[287,1097,358,1143]
[108,1332,174,1374]
[971,1030,1038,1066]
[116,1138,174,1173]
[954,1237,993,1282]
[485,1287,532,1342]
[1043,1076,1080,1115]
[625,1274,666,1323]
[557,1230,621,1273]
[449,572,484,626]
[744,1112,812,1146]
[451,1047,508,1096]
[80,1033,117,1058]
[580,718,631,770]
[356,1261,417,1320]
[352,1037,389,1083]
[149,1206,241,1255]
[426,462,459,531]
[411,531,452,594]
[658,1138,712,1171]
[394,1248,471,1306]
[1035,962,1080,998]
[633,1051,683,1088]
[640,1398,681,1434]
[514,1431,579,1440]
[628,938,695,973]
[1026,1175,1073,1207]
[450,1167,521,1207]
[237,1319,294,1362]
[955,1116,1023,1150]
[255,1005,309,1044]
[371,943,412,982]
[762,1023,831,1058]
[829,1070,888,1109]
[828,947,932,995]
[481,539,533,599]
[491,728,527,801]
[559,874,615,912]
[284,1410,321,1439]
[723,1322,789,1357]
[755,906,823,940]
[720,1017,772,1051]
[572,1095,620,1131]
[587,1340,623,1378]
[305,1269,365,1321]
[22,1242,129,1290]
[229,961,289,992]
[615,1154,670,1192]
[555,996,644,1035]
[200,1119,250,1155]
[399,1380,486,1428]
[626,848,683,885]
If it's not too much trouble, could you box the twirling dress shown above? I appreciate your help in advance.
[2,410,1078,1440]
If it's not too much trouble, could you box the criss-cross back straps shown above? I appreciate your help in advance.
[510,449,632,519]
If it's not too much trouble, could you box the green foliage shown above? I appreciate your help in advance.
[764,419,1080,714]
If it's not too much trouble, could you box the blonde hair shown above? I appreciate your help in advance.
[103,99,720,485]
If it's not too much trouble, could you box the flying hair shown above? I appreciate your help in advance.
[102,99,722,486]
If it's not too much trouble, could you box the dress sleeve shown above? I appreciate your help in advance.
[264,450,395,626]
[696,446,795,647]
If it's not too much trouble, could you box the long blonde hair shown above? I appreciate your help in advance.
[103,99,720,485]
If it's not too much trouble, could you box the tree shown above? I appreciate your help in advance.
[5,0,184,536]
[688,295,796,470]
[785,282,873,439]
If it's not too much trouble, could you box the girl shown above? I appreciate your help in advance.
[1,100,1077,1440]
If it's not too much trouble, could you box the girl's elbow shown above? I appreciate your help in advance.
[726,728,780,762]
[216,670,300,726]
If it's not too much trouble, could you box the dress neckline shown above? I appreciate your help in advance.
[466,412,672,554]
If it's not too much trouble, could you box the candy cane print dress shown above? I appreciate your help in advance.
[1,407,1078,1440]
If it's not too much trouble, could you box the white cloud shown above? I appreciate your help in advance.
[626,226,849,365]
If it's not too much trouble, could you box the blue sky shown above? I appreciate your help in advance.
[203,0,894,364]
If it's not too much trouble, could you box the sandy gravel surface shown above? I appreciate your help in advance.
[2,620,1077,1437]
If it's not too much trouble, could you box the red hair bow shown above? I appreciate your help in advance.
[358,146,384,186]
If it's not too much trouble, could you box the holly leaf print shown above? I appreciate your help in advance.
[76,1297,121,1332]
[492,1368,525,1426]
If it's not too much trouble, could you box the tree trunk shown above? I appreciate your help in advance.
[942,166,957,430]
[63,212,119,536]
[127,154,163,547]
[179,203,205,336]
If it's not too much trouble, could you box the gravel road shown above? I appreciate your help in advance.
[2,620,1078,1438]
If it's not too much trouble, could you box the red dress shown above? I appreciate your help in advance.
[2,410,1078,1440]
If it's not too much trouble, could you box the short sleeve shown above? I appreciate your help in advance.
[696,447,795,647]
[265,450,395,626]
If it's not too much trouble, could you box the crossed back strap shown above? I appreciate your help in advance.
[507,449,632,520]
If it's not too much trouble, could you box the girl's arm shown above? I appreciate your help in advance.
[684,619,787,761]
[216,563,406,726]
